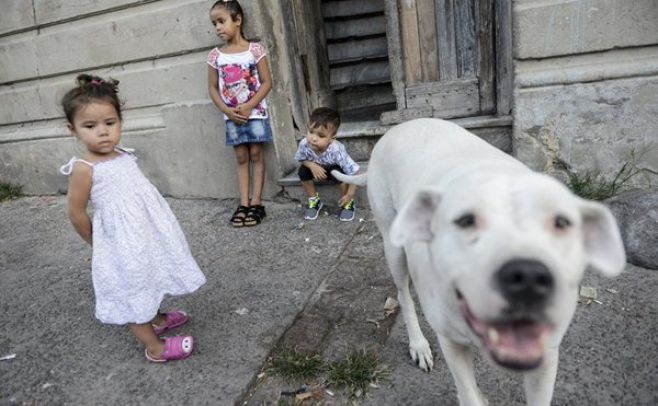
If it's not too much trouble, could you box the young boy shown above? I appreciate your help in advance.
[294,107,359,221]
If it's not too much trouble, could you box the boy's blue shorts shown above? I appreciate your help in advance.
[225,118,273,146]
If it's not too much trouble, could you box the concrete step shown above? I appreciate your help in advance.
[339,115,512,162]
[279,115,513,207]
[279,162,370,209]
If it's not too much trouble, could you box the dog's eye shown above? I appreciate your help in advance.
[454,213,476,229]
[554,215,571,230]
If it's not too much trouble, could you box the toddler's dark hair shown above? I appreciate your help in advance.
[309,107,341,132]
[211,0,248,41]
[61,74,122,124]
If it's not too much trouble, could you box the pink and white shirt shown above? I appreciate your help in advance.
[207,42,269,120]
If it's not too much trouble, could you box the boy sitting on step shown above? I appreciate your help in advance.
[294,107,360,222]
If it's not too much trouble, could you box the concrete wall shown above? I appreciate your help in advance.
[0,0,299,197]
[512,0,658,184]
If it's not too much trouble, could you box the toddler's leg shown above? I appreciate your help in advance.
[298,166,319,200]
[129,323,164,358]
[301,180,317,199]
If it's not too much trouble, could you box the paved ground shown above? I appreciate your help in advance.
[1,196,656,405]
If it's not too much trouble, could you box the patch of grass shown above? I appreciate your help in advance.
[267,349,390,400]
[267,349,325,382]
[567,161,640,201]
[0,182,23,201]
[326,351,390,396]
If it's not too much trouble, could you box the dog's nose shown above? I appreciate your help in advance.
[495,259,554,307]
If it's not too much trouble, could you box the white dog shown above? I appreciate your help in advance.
[332,118,625,405]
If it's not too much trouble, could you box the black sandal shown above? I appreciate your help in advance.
[230,205,250,228]
[243,204,266,227]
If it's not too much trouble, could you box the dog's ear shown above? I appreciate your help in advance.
[579,200,626,276]
[390,188,442,247]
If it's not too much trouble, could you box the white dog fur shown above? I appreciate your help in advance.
[332,118,625,405]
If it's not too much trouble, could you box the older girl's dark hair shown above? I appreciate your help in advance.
[61,74,122,124]
[210,0,249,41]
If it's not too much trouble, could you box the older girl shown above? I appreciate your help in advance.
[207,0,273,227]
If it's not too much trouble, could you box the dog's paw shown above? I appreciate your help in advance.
[409,339,433,371]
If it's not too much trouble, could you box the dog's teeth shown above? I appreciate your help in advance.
[539,330,548,349]
[488,328,499,344]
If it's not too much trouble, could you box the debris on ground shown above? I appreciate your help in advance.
[281,387,307,397]
[235,307,249,315]
[0,354,16,361]
[579,286,601,305]
[579,286,598,300]
[296,390,324,401]
[292,222,305,230]
[366,318,380,328]
[384,297,399,316]
[605,288,619,294]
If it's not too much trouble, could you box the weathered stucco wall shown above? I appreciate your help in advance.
[0,0,298,197]
[512,0,658,183]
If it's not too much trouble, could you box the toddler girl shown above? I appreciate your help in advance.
[59,74,206,363]
[207,0,273,227]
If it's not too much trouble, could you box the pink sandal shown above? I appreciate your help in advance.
[152,310,189,336]
[145,336,194,363]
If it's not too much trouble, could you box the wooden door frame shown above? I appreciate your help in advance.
[384,0,512,117]
[289,0,335,121]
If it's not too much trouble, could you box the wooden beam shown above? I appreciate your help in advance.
[406,79,479,118]
[454,0,476,78]
[417,0,438,82]
[495,0,513,116]
[384,0,406,109]
[380,106,433,125]
[399,0,422,84]
[436,0,457,80]
[477,0,496,114]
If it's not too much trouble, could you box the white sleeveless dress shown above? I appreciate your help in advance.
[60,151,206,325]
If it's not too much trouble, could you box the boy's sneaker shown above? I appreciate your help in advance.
[339,199,355,222]
[304,195,323,220]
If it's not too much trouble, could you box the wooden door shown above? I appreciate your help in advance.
[383,0,512,123]
[290,0,396,122]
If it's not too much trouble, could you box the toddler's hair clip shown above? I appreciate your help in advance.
[90,79,104,85]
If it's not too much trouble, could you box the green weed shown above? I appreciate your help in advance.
[567,161,640,201]
[267,349,325,382]
[0,182,23,201]
[267,348,390,399]
[326,351,390,396]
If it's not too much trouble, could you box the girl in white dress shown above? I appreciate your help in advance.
[60,74,206,363]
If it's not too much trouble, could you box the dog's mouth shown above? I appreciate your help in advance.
[456,290,553,371]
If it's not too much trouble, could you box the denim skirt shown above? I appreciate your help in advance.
[225,118,273,146]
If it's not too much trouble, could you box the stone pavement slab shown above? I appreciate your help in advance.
[0,196,362,405]
[1,196,657,405]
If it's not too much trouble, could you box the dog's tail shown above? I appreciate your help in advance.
[331,170,368,186]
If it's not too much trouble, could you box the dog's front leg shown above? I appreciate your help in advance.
[523,346,558,405]
[438,335,487,406]
[385,239,434,371]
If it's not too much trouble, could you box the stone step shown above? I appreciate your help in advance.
[279,162,370,210]
[340,115,511,162]
[279,115,513,207]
